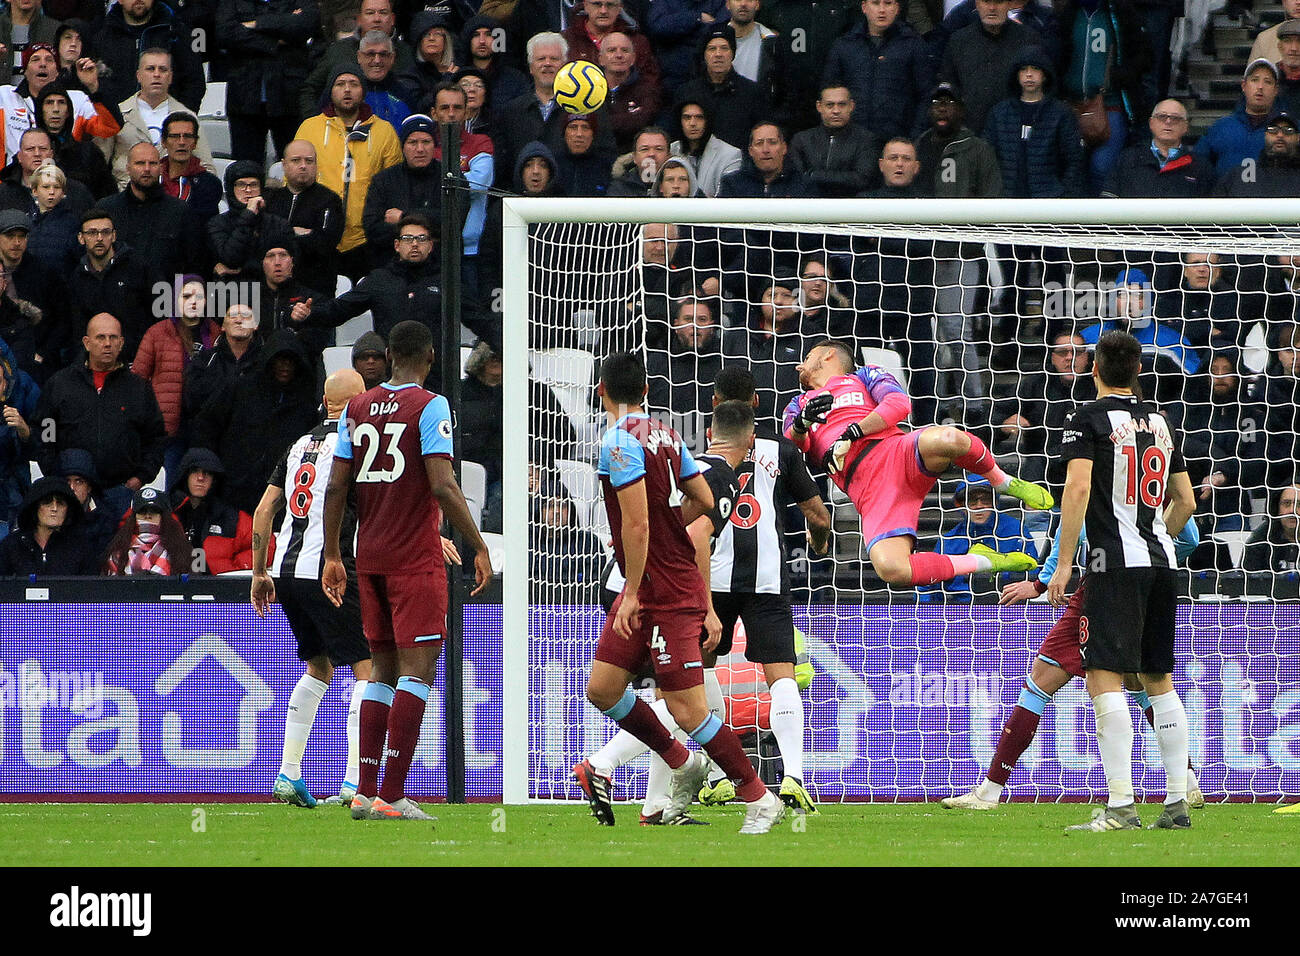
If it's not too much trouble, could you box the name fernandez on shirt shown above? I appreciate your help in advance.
[1108,415,1172,451]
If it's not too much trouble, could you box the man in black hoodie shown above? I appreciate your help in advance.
[191,329,320,514]
[456,13,529,119]
[0,475,98,576]
[57,447,132,560]
[264,140,346,299]
[101,141,205,282]
[207,160,296,281]
[1214,109,1300,197]
[362,113,443,263]
[290,213,498,391]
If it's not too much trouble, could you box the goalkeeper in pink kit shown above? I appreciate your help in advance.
[783,341,1054,586]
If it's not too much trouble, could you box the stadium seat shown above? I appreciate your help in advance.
[1213,530,1252,569]
[461,345,473,379]
[461,460,486,528]
[530,348,598,454]
[1242,322,1268,374]
[199,81,227,118]
[480,531,504,573]
[334,312,373,348]
[860,346,908,390]
[202,118,231,159]
[322,345,352,377]
[554,458,609,539]
[28,461,41,482]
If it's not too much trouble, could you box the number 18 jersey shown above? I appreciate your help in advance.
[335,382,453,575]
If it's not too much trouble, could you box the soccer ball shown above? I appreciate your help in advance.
[554,60,608,115]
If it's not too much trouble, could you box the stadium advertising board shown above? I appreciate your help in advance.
[3,603,1297,800]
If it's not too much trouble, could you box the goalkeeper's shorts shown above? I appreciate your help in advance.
[845,432,943,553]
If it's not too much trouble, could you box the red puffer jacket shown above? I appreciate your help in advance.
[132,317,220,436]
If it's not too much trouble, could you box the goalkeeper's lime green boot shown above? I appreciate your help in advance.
[1004,477,1055,511]
[698,777,736,806]
[969,543,1037,574]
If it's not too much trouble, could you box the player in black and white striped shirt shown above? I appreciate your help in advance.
[1050,331,1197,832]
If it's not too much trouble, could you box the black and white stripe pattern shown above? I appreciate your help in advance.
[270,422,357,581]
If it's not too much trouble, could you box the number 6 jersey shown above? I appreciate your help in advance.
[269,419,358,581]
[1059,393,1187,570]
[335,383,453,575]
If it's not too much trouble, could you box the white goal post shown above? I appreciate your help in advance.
[500,198,1300,806]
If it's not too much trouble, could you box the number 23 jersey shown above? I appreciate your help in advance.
[336,382,453,575]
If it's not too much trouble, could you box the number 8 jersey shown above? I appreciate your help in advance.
[335,383,453,575]
[1059,393,1187,570]
[269,419,357,581]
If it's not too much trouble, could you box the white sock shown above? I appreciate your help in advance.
[703,668,725,721]
[345,679,366,787]
[280,673,328,779]
[974,779,1004,802]
[1093,691,1135,808]
[643,698,684,815]
[768,677,805,781]
[1149,690,1189,805]
[589,728,650,778]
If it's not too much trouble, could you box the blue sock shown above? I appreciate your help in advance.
[688,713,723,746]
[602,687,636,721]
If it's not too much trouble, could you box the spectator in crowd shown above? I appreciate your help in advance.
[609,125,672,196]
[637,220,723,340]
[1182,349,1268,561]
[216,1,319,164]
[1,127,92,214]
[404,7,460,107]
[192,329,318,515]
[1214,109,1300,197]
[461,339,506,531]
[924,478,1030,595]
[986,52,1086,199]
[1263,323,1300,488]
[354,31,417,128]
[669,99,741,197]
[939,0,1039,134]
[937,0,1058,56]
[350,330,388,388]
[529,491,607,600]
[722,0,800,130]
[0,229,44,382]
[1243,482,1300,573]
[27,163,82,276]
[0,346,37,535]
[102,485,192,575]
[456,14,530,119]
[158,112,222,224]
[791,85,880,198]
[647,0,729,96]
[34,83,117,200]
[1250,0,1300,64]
[258,241,332,363]
[600,31,662,154]
[169,447,258,574]
[823,0,932,141]
[293,213,499,388]
[854,137,939,423]
[52,17,94,93]
[295,64,403,281]
[1153,251,1243,349]
[101,49,214,191]
[719,121,813,198]
[94,0,205,112]
[457,68,494,137]
[1275,19,1300,108]
[652,154,701,196]
[363,113,443,258]
[761,0,861,132]
[263,141,346,299]
[993,331,1094,483]
[0,0,60,82]
[648,292,725,451]
[35,312,166,492]
[557,112,614,196]
[1054,0,1151,194]
[0,206,67,379]
[208,161,296,281]
[564,0,662,91]
[0,43,122,165]
[1103,99,1215,198]
[101,142,205,285]
[183,302,265,422]
[723,274,807,426]
[672,22,765,150]
[425,84,495,294]
[513,139,564,196]
[1196,59,1280,180]
[496,32,616,187]
[0,475,98,575]
[300,0,416,118]
[67,207,157,363]
[799,254,855,341]
[131,276,220,483]
[56,447,131,559]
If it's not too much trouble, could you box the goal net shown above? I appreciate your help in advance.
[500,198,1300,805]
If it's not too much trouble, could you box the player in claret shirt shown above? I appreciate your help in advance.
[784,340,1054,588]
[321,320,493,822]
[578,352,786,834]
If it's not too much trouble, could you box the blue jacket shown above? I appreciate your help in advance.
[646,0,730,95]
[1078,318,1203,375]
[823,20,933,140]
[984,51,1086,198]
[928,479,1030,594]
[1194,100,1271,180]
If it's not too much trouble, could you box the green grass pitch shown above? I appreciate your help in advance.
[1,801,1294,866]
